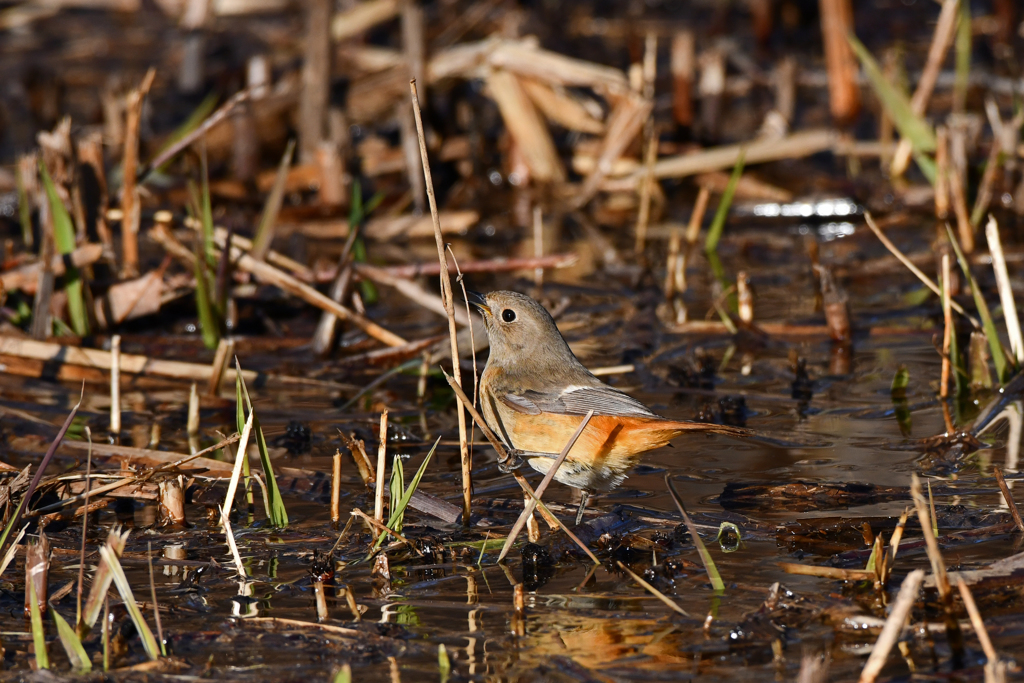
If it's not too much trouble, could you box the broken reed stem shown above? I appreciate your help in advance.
[331,450,342,524]
[497,410,595,563]
[864,212,979,327]
[120,68,156,278]
[956,578,1000,665]
[941,253,952,398]
[857,569,924,683]
[911,473,965,659]
[635,123,658,255]
[374,409,388,523]
[187,383,200,448]
[985,215,1024,364]
[994,466,1024,532]
[533,205,544,289]
[206,337,234,397]
[685,185,711,245]
[820,0,859,124]
[410,79,471,526]
[109,335,121,435]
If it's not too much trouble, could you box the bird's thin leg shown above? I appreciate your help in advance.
[575,490,590,526]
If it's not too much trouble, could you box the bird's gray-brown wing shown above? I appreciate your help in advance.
[498,384,657,418]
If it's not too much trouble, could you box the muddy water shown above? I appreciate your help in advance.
[2,203,1021,681]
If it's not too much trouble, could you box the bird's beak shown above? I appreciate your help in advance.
[466,290,490,315]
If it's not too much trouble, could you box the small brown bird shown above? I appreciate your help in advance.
[469,290,748,523]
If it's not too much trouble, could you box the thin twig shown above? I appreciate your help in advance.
[956,578,999,665]
[350,508,422,555]
[409,79,472,525]
[141,90,253,178]
[864,212,978,327]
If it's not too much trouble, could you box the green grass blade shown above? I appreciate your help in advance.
[28,579,49,669]
[236,360,288,527]
[891,364,910,398]
[439,643,451,683]
[848,33,936,153]
[251,413,288,527]
[193,241,220,349]
[200,147,214,265]
[99,545,160,660]
[374,436,440,550]
[333,664,352,683]
[251,139,295,260]
[39,162,89,336]
[52,608,91,671]
[389,453,404,534]
[704,149,745,254]
[666,474,724,592]
[945,223,1010,383]
[911,150,937,185]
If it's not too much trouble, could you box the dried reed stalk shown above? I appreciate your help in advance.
[935,126,949,219]
[863,212,977,326]
[948,156,974,252]
[521,79,604,134]
[956,578,1003,673]
[410,79,472,525]
[940,253,952,398]
[575,93,651,206]
[331,451,342,524]
[374,410,388,523]
[206,337,234,396]
[221,239,407,347]
[141,90,252,176]
[635,129,834,185]
[671,31,694,127]
[685,185,711,245]
[120,68,156,278]
[911,473,964,658]
[109,335,121,434]
[857,569,924,683]
[819,0,859,124]
[890,0,958,177]
[330,0,399,42]
[298,0,331,163]
[487,69,564,183]
[986,216,1023,362]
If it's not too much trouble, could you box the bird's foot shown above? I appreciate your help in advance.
[498,449,525,473]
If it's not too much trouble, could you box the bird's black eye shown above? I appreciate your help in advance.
[501,309,516,323]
